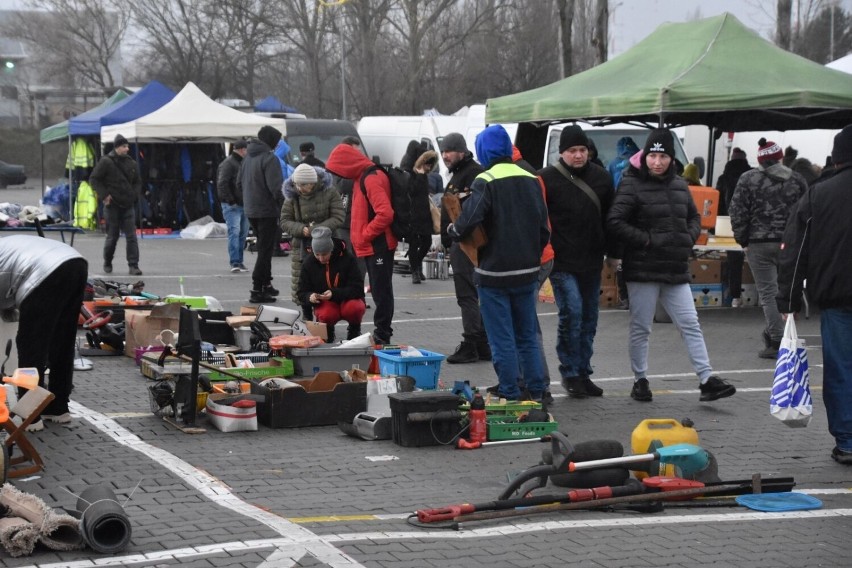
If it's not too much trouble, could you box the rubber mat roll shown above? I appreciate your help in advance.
[75,486,132,554]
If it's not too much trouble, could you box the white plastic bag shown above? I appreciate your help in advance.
[770,316,813,428]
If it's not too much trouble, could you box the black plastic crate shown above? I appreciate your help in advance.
[388,391,462,447]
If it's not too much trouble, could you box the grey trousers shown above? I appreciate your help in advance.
[746,242,784,342]
[627,281,713,382]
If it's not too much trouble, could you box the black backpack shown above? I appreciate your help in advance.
[359,165,413,240]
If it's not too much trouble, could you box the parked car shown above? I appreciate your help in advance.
[0,160,26,188]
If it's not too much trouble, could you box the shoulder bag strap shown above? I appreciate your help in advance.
[553,161,601,215]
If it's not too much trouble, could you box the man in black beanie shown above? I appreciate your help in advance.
[241,125,284,303]
[299,141,325,168]
[538,124,616,398]
[89,133,143,275]
[778,124,852,465]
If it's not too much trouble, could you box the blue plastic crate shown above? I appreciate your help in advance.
[374,349,445,390]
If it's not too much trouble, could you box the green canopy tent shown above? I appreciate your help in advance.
[39,89,130,144]
[486,13,852,175]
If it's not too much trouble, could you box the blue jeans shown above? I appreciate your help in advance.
[821,308,852,452]
[478,281,544,399]
[221,203,249,266]
[103,204,139,267]
[550,270,601,380]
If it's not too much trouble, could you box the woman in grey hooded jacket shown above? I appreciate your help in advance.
[280,164,345,316]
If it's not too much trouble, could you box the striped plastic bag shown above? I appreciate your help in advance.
[770,316,812,428]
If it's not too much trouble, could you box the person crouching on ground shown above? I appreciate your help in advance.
[297,227,366,342]
[606,128,736,403]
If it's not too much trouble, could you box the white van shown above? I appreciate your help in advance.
[540,123,692,173]
[357,106,515,182]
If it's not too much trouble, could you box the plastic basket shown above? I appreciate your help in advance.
[207,361,294,381]
[374,349,445,390]
[486,416,558,441]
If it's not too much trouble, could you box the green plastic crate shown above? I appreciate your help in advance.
[486,416,558,441]
[208,359,294,381]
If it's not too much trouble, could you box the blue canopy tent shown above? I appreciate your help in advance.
[254,95,300,114]
[68,80,176,135]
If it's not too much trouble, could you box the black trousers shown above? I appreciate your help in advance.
[17,258,88,415]
[449,242,486,345]
[249,217,278,291]
[407,233,431,276]
[365,249,395,343]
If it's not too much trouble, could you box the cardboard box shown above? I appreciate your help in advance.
[599,285,618,308]
[226,315,255,328]
[601,262,617,285]
[689,185,720,230]
[124,303,182,357]
[691,284,723,308]
[240,306,258,316]
[250,371,367,428]
[742,262,755,284]
[690,259,722,284]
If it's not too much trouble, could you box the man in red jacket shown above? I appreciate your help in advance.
[325,144,397,344]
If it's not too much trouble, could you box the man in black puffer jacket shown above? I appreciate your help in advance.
[539,125,615,399]
[607,128,736,404]
[89,134,143,275]
[777,124,852,465]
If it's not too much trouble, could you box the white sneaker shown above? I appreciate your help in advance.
[43,413,72,424]
[26,419,44,432]
[731,298,743,308]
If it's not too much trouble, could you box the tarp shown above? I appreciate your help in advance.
[486,13,852,132]
[69,80,176,136]
[254,95,299,114]
[40,90,130,144]
[101,82,285,143]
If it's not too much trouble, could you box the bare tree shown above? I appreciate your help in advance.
[130,0,229,98]
[218,0,281,104]
[777,0,793,49]
[555,0,575,78]
[340,0,394,117]
[593,0,608,65]
[1,0,127,91]
[275,0,337,117]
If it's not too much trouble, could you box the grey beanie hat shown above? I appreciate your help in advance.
[440,132,467,153]
[311,226,334,254]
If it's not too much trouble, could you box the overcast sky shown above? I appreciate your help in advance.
[611,0,852,56]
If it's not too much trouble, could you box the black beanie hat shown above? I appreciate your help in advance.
[643,128,675,158]
[114,134,129,148]
[831,125,852,166]
[258,125,282,149]
[299,141,315,153]
[558,125,589,153]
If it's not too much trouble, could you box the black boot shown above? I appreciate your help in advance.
[476,341,492,361]
[411,262,422,284]
[347,324,362,340]
[325,324,336,344]
[447,341,478,364]
[302,303,313,320]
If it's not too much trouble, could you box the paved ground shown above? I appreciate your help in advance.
[1,186,850,567]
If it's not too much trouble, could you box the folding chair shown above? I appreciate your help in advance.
[3,386,55,479]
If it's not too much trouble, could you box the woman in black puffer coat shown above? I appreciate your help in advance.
[401,143,438,284]
[607,128,736,404]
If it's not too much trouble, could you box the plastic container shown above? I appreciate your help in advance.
[631,418,699,479]
[486,415,558,441]
[289,345,374,376]
[375,349,446,390]
[388,391,462,447]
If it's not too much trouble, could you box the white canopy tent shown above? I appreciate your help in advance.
[100,82,285,143]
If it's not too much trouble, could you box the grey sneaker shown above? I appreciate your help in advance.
[129,266,143,276]
[103,263,112,274]
[230,265,241,273]
[43,412,72,424]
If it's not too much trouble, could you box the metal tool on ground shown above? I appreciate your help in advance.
[499,434,625,499]
[457,436,552,450]
[455,476,785,524]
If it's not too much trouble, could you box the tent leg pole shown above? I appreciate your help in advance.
[707,128,717,185]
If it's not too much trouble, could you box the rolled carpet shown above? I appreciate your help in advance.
[76,485,132,554]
